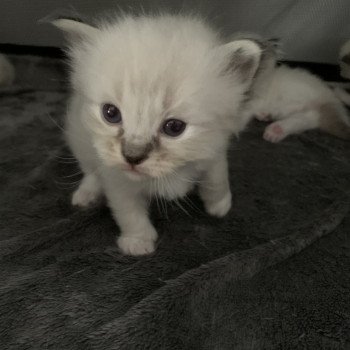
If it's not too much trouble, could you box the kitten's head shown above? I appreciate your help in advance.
[54,15,262,180]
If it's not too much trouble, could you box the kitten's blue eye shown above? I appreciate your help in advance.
[162,118,186,137]
[102,103,122,124]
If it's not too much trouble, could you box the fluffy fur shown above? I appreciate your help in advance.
[0,54,15,86]
[53,14,262,255]
[243,41,350,142]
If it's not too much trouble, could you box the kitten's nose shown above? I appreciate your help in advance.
[123,154,147,165]
[121,140,152,165]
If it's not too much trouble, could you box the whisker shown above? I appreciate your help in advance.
[47,112,66,133]
[182,195,202,214]
[54,179,81,186]
[169,168,202,185]
[58,159,79,164]
[160,175,169,219]
[158,177,167,217]
[153,178,161,214]
[61,171,83,179]
[54,180,80,189]
[46,112,91,146]
[173,198,191,217]
[53,155,77,161]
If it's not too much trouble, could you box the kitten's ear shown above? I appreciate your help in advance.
[50,18,99,42]
[220,39,262,86]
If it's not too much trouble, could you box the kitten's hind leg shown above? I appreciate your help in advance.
[199,155,232,217]
[263,110,320,143]
[72,173,102,207]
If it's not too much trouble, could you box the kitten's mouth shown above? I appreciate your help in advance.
[121,164,147,180]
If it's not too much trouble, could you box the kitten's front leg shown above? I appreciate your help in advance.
[199,155,232,217]
[104,180,157,256]
[72,173,102,207]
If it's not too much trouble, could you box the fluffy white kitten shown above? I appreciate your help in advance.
[243,40,350,142]
[53,14,262,255]
[0,54,15,86]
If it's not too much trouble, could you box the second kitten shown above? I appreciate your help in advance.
[243,40,350,142]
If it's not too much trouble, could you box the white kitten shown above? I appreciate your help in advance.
[53,15,262,255]
[243,40,350,142]
[0,54,15,86]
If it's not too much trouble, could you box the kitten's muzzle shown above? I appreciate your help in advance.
[121,141,153,165]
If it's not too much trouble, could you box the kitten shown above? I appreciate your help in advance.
[0,54,15,86]
[242,39,350,142]
[52,14,262,255]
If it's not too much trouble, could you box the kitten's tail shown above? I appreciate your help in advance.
[0,54,15,86]
[318,103,350,140]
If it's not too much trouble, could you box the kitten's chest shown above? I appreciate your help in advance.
[144,166,201,200]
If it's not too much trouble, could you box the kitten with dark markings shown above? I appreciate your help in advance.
[242,39,350,142]
[53,14,262,255]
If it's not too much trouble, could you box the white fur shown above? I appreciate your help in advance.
[244,58,350,142]
[54,14,262,255]
[0,54,15,86]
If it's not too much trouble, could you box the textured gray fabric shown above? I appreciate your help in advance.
[0,56,350,349]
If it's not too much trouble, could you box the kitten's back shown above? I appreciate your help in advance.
[271,65,337,103]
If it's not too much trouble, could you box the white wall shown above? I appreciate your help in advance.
[0,0,349,63]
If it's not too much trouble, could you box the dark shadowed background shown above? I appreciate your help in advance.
[0,0,349,63]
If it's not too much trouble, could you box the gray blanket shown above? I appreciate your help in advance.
[1,56,349,349]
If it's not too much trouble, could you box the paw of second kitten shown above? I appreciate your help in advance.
[205,191,232,218]
[263,122,286,143]
[71,187,99,207]
[117,236,156,256]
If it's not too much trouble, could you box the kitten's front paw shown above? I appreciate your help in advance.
[117,236,156,256]
[263,122,286,143]
[72,187,99,207]
[205,191,232,218]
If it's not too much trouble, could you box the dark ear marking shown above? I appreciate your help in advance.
[222,40,262,84]
[229,49,259,80]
